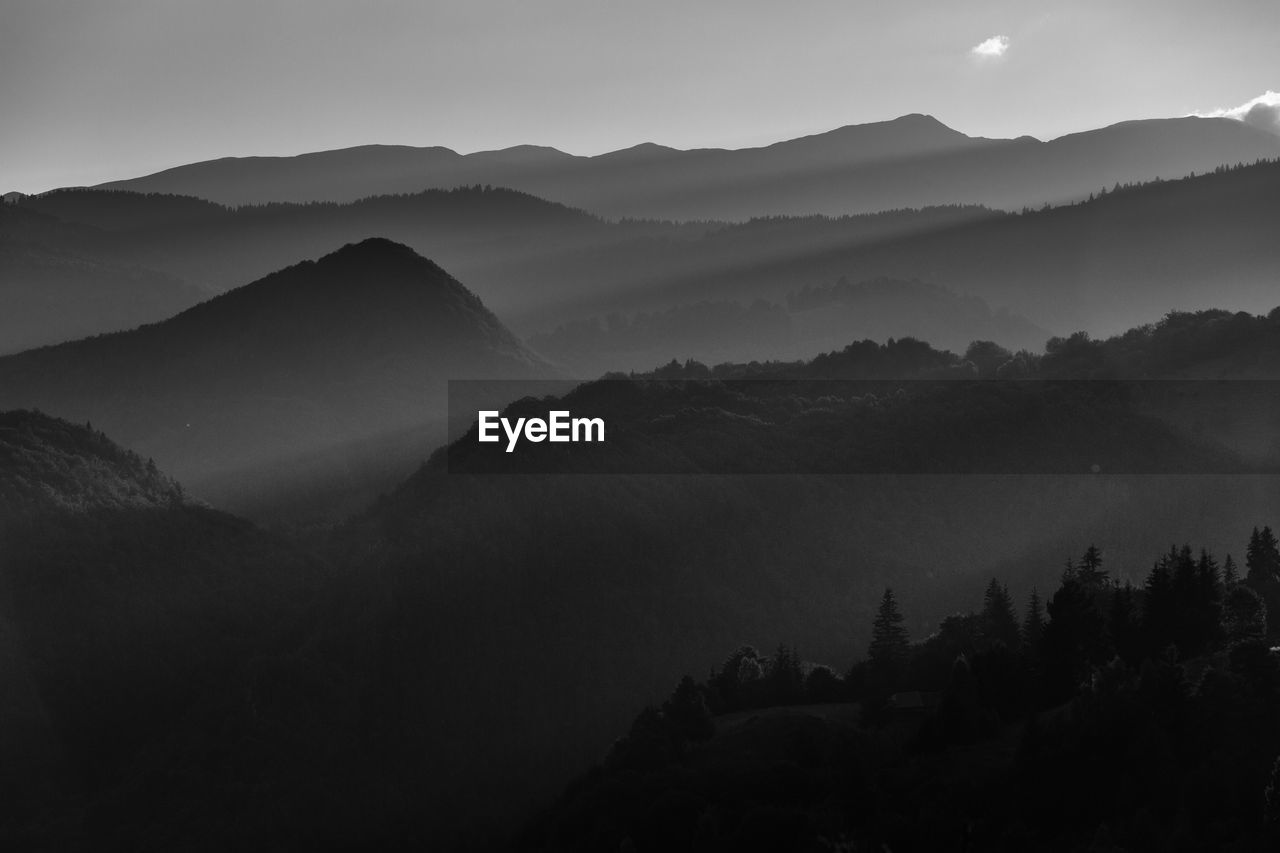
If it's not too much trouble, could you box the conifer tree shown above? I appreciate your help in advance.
[981,578,1021,649]
[766,644,806,706]
[1022,588,1046,650]
[1223,584,1268,648]
[869,587,910,684]
[1247,526,1280,585]
[1109,582,1141,665]
[663,675,714,742]
[1224,553,1239,587]
[1077,544,1108,588]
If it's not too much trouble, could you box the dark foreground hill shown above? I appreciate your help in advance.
[522,532,1280,851]
[5,310,1280,850]
[0,412,323,849]
[315,311,1280,843]
[0,239,554,520]
[95,114,1280,220]
[147,309,1278,846]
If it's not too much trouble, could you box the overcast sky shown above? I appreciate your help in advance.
[2,0,1278,193]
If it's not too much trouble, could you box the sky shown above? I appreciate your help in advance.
[2,0,1278,193]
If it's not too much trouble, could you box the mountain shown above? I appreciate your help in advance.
[94,114,1280,220]
[5,310,1280,848]
[0,412,321,847]
[13,159,1280,372]
[12,185,633,335]
[13,188,998,338]
[0,203,201,354]
[0,409,182,513]
[0,239,554,520]
[285,309,1277,842]
[567,159,1280,339]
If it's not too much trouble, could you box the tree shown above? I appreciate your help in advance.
[1193,548,1224,650]
[606,706,679,772]
[1223,585,1268,649]
[1109,581,1141,665]
[662,676,714,742]
[765,644,805,706]
[805,665,843,703]
[1041,574,1106,702]
[1144,548,1178,653]
[963,340,1013,377]
[708,646,760,712]
[1247,526,1280,586]
[869,587,910,685]
[1077,544,1108,588]
[1022,588,1046,651]
[1223,553,1239,586]
[980,578,1021,649]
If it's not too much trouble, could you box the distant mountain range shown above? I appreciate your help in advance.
[12,159,1280,361]
[93,114,1280,220]
[0,239,553,519]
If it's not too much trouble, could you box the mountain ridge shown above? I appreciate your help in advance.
[87,113,1280,219]
[0,239,553,519]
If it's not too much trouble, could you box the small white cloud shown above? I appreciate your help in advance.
[971,35,1010,58]
[1193,90,1280,134]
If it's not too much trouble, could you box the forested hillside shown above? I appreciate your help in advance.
[0,413,323,849]
[522,536,1280,850]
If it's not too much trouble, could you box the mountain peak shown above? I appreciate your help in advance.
[892,112,947,126]
[323,236,429,263]
[168,239,528,357]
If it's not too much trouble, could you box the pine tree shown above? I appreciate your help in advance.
[1223,585,1268,648]
[663,675,714,742]
[766,644,805,706]
[1144,552,1176,652]
[869,587,910,684]
[1247,526,1280,586]
[1077,544,1108,588]
[1193,549,1224,652]
[1224,553,1239,586]
[709,646,759,712]
[1109,582,1141,665]
[1022,588,1046,650]
[981,578,1021,649]
[1041,574,1106,702]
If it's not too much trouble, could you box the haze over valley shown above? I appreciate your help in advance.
[5,1,1280,848]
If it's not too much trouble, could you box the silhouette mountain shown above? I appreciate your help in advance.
[6,310,1280,848]
[567,159,1280,338]
[0,412,320,840]
[0,239,553,519]
[299,307,1280,842]
[14,159,1280,361]
[94,114,1280,219]
[15,188,998,341]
